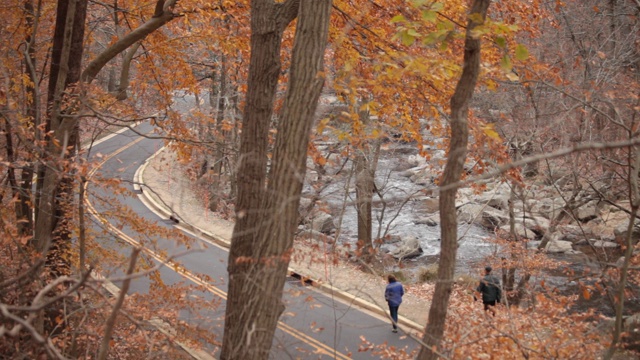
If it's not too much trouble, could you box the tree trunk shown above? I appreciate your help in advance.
[503,179,531,306]
[355,149,374,260]
[537,187,589,250]
[115,42,141,100]
[228,78,241,200]
[221,0,330,358]
[80,0,179,84]
[504,180,517,292]
[417,1,491,359]
[15,0,39,237]
[3,110,22,232]
[605,143,640,359]
[209,54,228,211]
[34,0,178,259]
[107,0,119,93]
[355,108,374,262]
[33,0,88,255]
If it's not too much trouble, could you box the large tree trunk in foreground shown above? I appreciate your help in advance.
[222,5,295,356]
[221,0,330,358]
[225,0,298,274]
[417,1,491,359]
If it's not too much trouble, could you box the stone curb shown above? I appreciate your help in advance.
[133,148,231,250]
[135,147,424,336]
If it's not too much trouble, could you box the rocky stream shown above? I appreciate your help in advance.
[299,138,639,318]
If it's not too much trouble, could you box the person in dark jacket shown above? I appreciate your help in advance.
[476,266,501,316]
[385,274,404,333]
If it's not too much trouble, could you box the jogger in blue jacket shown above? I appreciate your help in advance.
[385,274,404,333]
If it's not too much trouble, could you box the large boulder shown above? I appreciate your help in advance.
[298,197,314,221]
[486,194,509,210]
[526,216,550,230]
[589,240,619,248]
[480,207,510,229]
[415,215,439,227]
[499,223,536,240]
[557,224,584,242]
[457,203,485,224]
[514,197,531,213]
[532,197,566,220]
[614,220,640,243]
[476,185,510,210]
[576,201,599,222]
[308,211,335,234]
[416,197,439,213]
[546,239,574,253]
[517,216,550,236]
[457,202,510,229]
[389,236,423,260]
[297,229,334,244]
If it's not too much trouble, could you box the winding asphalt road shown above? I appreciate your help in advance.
[86,121,420,359]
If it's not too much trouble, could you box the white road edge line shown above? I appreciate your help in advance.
[88,124,216,360]
[135,147,424,335]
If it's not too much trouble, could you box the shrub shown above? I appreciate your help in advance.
[390,270,408,283]
[455,273,478,288]
[417,264,439,283]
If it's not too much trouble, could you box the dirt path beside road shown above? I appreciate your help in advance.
[140,148,432,332]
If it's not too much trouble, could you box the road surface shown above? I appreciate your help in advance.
[86,121,420,359]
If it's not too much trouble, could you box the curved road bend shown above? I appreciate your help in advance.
[86,121,420,358]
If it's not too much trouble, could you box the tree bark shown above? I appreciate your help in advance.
[355,108,375,262]
[221,0,330,358]
[417,1,491,359]
[226,0,300,273]
[209,53,228,211]
[81,0,179,84]
[34,0,178,259]
[605,141,640,359]
[115,42,141,100]
[33,0,88,254]
[355,147,374,260]
[15,0,40,237]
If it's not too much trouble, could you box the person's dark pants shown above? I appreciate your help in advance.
[389,305,399,329]
[483,300,496,311]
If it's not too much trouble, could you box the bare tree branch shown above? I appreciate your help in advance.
[440,138,640,193]
[81,0,179,83]
[7,272,90,312]
[0,303,69,359]
[97,247,140,360]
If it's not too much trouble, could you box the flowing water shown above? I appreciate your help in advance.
[308,146,495,275]
[304,145,633,316]
[171,93,623,314]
